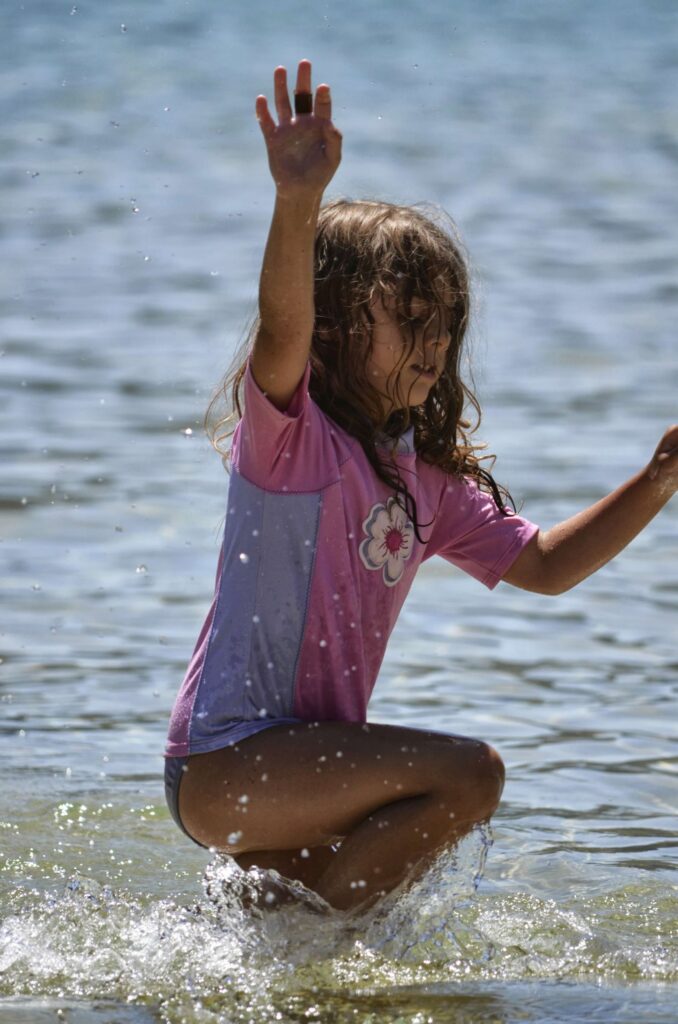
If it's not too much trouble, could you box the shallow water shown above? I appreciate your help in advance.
[1,1,677,1021]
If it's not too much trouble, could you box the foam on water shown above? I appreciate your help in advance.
[1,827,677,1023]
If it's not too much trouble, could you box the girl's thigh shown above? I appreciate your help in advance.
[178,720,503,854]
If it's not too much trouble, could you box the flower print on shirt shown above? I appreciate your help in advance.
[359,496,415,587]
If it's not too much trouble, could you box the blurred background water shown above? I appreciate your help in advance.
[1,1,677,1022]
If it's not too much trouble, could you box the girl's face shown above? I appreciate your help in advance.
[366,294,451,416]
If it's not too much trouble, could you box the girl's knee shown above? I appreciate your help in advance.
[478,741,505,803]
[439,737,504,818]
[466,740,504,817]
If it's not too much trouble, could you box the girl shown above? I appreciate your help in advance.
[165,61,678,912]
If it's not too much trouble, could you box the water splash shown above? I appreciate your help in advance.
[358,824,494,964]
[1,828,677,1022]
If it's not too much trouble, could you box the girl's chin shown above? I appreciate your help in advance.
[408,377,437,396]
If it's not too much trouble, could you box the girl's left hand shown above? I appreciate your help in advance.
[647,425,678,490]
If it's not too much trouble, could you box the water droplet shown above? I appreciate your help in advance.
[300,848,310,858]
[238,794,249,805]
[239,552,249,564]
[227,830,242,844]
[135,564,147,574]
[31,583,42,591]
[181,427,193,436]
[251,528,259,537]
[319,639,327,647]
[121,23,127,33]
[252,614,260,623]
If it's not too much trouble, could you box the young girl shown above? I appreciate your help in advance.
[165,61,678,912]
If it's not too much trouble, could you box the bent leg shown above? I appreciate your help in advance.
[178,721,504,911]
[235,845,338,892]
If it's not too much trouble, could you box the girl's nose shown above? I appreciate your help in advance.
[423,329,450,361]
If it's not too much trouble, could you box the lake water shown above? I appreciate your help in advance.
[1,1,677,1022]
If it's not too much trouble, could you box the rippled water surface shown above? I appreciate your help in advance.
[1,1,677,1021]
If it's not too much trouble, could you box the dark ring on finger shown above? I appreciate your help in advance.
[294,91,313,115]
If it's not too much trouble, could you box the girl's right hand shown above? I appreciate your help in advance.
[255,60,342,200]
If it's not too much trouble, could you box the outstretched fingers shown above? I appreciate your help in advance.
[314,83,332,121]
[295,60,332,121]
[273,65,293,124]
[255,94,275,138]
[294,58,312,97]
[257,61,335,129]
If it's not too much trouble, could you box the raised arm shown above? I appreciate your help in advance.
[503,426,678,595]
[251,60,342,410]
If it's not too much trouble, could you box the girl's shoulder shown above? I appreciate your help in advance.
[234,360,357,493]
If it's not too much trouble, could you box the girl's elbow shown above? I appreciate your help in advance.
[540,577,574,597]
[533,535,577,595]
[529,556,575,596]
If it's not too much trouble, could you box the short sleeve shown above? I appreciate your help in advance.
[426,476,539,589]
[232,360,355,493]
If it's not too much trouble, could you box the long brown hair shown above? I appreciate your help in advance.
[208,199,513,538]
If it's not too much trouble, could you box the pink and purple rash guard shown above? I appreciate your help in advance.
[165,362,539,758]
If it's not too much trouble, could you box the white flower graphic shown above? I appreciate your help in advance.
[359,497,414,587]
